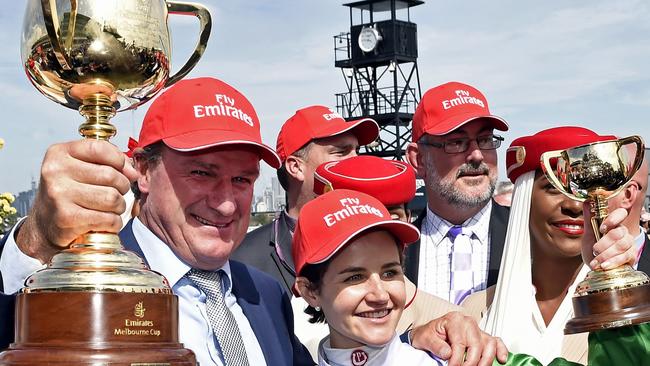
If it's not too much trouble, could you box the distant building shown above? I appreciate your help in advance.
[262,185,273,213]
[14,179,38,217]
[252,178,286,214]
[255,197,269,213]
[271,177,286,211]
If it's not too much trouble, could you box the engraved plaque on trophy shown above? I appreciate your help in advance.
[541,136,650,334]
[0,0,211,364]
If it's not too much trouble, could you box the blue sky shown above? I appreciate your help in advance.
[1,1,649,195]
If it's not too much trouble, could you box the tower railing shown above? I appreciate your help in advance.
[334,32,351,63]
[335,86,416,119]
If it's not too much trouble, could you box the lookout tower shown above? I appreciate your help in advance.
[334,0,424,159]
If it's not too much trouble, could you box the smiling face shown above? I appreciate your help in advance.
[137,145,259,270]
[529,171,584,258]
[304,230,405,349]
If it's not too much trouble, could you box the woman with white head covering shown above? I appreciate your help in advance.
[461,126,640,364]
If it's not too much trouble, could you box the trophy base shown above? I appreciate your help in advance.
[0,291,195,365]
[0,346,196,365]
[565,282,650,334]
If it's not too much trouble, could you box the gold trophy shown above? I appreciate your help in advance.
[541,136,650,334]
[0,0,211,364]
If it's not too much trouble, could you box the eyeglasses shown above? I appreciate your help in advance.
[418,135,504,154]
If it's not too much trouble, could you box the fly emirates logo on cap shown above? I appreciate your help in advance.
[442,89,486,110]
[322,108,345,122]
[323,197,384,227]
[193,94,255,127]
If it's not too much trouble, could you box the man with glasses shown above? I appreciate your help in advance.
[405,81,510,305]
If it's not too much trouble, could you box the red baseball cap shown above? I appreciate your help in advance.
[313,156,416,206]
[275,105,379,162]
[136,77,280,168]
[292,189,420,290]
[506,126,617,183]
[412,81,508,142]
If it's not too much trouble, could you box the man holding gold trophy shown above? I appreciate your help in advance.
[0,0,322,364]
[0,0,216,364]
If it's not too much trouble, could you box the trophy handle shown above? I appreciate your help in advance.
[600,135,647,200]
[40,0,76,71]
[540,149,585,202]
[617,135,645,181]
[164,1,212,87]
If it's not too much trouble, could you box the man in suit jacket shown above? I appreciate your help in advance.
[0,77,313,365]
[405,81,510,305]
[640,235,650,273]
[405,200,510,290]
[119,220,312,365]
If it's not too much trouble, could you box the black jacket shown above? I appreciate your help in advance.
[0,234,14,350]
[403,200,510,288]
[232,211,296,293]
[638,235,650,275]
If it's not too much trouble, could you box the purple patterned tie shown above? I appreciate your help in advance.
[448,225,473,304]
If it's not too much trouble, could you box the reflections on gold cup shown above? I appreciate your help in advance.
[542,136,650,333]
[545,136,643,239]
[19,0,211,291]
[22,0,211,139]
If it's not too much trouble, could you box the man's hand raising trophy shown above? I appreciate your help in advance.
[541,136,650,334]
[0,0,211,364]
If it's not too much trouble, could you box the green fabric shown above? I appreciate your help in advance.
[491,323,650,366]
[588,322,650,365]
[491,353,581,366]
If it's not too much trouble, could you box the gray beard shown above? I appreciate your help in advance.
[425,159,497,209]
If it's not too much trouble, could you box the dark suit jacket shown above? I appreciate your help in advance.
[119,221,313,365]
[638,235,650,275]
[0,233,15,350]
[232,212,296,293]
[404,200,510,288]
[0,222,315,365]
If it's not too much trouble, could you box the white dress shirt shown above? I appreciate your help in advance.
[131,218,267,366]
[633,227,645,270]
[417,201,492,302]
[0,217,44,294]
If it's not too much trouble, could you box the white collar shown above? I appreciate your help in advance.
[318,335,393,366]
[131,217,233,290]
[317,334,443,366]
[422,200,492,247]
